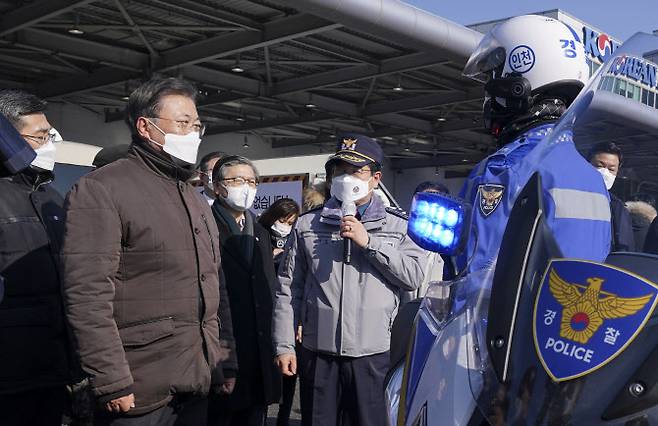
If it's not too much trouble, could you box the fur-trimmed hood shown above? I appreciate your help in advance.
[626,201,657,227]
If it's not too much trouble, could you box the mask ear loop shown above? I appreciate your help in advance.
[144,118,166,147]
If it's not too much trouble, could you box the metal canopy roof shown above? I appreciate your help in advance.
[0,0,492,168]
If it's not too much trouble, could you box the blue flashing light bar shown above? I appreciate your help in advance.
[408,191,471,256]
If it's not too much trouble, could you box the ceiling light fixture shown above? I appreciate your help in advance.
[305,93,317,109]
[120,82,130,101]
[68,14,84,35]
[231,54,244,73]
[392,75,404,92]
[242,135,249,148]
[436,116,447,122]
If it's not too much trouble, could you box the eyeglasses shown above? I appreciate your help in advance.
[221,176,259,188]
[21,132,56,146]
[149,116,206,136]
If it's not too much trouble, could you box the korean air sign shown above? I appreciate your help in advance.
[583,26,620,62]
[607,55,658,89]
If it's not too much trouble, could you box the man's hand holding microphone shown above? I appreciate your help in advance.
[340,201,369,261]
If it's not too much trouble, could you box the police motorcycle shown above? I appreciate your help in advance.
[385,31,658,426]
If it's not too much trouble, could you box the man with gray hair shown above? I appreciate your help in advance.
[0,89,73,425]
[61,77,236,425]
[208,155,281,426]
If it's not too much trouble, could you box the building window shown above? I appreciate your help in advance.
[649,91,655,107]
[642,88,649,105]
[615,79,626,96]
[632,84,641,101]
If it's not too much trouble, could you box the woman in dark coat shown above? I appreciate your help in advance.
[207,156,281,426]
[258,198,300,426]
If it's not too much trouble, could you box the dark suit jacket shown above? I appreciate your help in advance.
[610,194,635,252]
[211,203,281,409]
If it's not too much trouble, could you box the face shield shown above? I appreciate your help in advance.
[463,32,507,83]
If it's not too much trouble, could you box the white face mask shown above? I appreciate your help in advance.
[597,167,616,190]
[221,184,257,212]
[148,120,201,165]
[271,221,292,237]
[330,174,372,203]
[31,141,56,171]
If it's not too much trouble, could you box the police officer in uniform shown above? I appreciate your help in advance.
[272,134,427,426]
[458,15,612,275]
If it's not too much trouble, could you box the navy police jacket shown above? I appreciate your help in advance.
[458,124,612,275]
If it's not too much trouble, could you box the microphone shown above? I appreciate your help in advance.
[342,201,357,264]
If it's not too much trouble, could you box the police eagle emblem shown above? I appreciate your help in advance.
[549,269,652,344]
[534,259,658,382]
[477,184,504,217]
[341,138,358,151]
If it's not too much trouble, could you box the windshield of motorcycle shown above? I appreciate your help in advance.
[462,32,658,425]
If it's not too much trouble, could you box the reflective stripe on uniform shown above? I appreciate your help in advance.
[548,188,611,221]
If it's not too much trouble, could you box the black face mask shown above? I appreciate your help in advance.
[271,234,287,249]
[493,98,568,147]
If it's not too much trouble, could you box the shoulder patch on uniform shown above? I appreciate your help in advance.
[300,205,323,216]
[477,184,505,217]
[386,206,409,220]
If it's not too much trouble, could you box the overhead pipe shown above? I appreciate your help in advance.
[282,0,483,63]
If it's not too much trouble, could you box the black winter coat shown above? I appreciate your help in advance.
[645,216,658,255]
[211,202,282,410]
[0,168,72,394]
[610,195,636,252]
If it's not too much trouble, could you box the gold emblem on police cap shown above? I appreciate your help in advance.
[342,138,357,151]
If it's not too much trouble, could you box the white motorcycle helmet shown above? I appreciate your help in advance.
[464,15,590,137]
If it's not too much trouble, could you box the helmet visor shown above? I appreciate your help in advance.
[463,31,506,82]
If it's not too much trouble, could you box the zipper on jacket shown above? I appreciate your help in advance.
[339,253,346,355]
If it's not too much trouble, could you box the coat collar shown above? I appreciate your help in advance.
[130,138,195,182]
[3,166,54,191]
[320,194,387,224]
